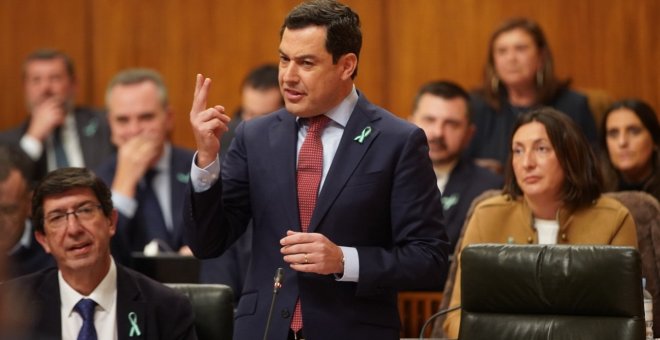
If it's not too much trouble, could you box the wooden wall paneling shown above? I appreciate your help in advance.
[548,0,659,117]
[0,0,90,130]
[383,0,659,123]
[383,0,550,120]
[339,0,388,112]
[90,0,305,148]
[2,0,658,141]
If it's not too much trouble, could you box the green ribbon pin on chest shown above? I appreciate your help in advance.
[354,126,372,144]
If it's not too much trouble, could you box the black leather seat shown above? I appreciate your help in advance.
[166,283,234,340]
[458,244,645,340]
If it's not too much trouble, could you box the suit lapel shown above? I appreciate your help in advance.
[169,147,192,247]
[34,270,62,337]
[309,98,381,232]
[116,266,147,339]
[441,159,469,221]
[268,112,300,231]
[75,109,98,165]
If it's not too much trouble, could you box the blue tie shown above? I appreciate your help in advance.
[135,169,171,249]
[74,298,97,340]
[53,127,69,168]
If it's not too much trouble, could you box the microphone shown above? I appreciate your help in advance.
[262,267,284,340]
[418,305,461,340]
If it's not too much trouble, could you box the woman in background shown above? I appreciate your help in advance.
[466,18,597,173]
[600,99,660,201]
[443,108,637,338]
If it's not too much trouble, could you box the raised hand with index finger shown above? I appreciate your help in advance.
[189,74,231,168]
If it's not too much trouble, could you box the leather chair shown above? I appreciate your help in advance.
[458,244,645,340]
[605,191,660,337]
[166,283,234,340]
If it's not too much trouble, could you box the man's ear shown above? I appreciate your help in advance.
[165,106,174,133]
[108,209,118,237]
[34,231,51,254]
[462,123,477,148]
[338,53,358,81]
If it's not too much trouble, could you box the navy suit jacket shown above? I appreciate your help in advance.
[96,146,194,260]
[6,226,56,280]
[0,107,114,182]
[7,264,196,340]
[184,94,449,340]
[440,159,503,278]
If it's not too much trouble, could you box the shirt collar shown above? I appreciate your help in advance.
[296,85,358,128]
[59,257,118,316]
[8,220,32,255]
[433,159,459,178]
[154,142,172,173]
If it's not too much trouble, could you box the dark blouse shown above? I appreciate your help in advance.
[466,88,597,166]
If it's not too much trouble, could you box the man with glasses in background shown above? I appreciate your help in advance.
[5,167,196,340]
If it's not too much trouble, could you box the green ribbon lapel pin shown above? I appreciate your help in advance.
[176,172,190,183]
[83,120,99,137]
[354,126,372,144]
[128,312,142,337]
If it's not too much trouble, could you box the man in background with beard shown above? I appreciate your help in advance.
[410,80,502,282]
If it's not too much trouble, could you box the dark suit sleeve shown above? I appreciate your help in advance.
[183,122,251,259]
[355,127,449,294]
[166,293,197,340]
[94,160,134,266]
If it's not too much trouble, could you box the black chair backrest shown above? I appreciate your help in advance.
[459,244,645,340]
[166,283,234,340]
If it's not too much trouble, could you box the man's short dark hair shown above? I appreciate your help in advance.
[242,64,279,91]
[280,0,362,79]
[412,80,472,122]
[32,168,113,233]
[24,49,75,79]
[0,143,34,189]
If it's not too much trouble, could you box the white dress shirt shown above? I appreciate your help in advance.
[7,220,32,255]
[191,86,361,282]
[535,218,559,245]
[59,258,118,340]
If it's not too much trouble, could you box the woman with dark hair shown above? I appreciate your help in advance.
[443,107,637,338]
[600,99,660,201]
[465,17,597,173]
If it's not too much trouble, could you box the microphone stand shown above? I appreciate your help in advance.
[262,267,284,340]
[418,305,461,340]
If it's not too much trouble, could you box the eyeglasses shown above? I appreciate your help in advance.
[44,204,103,229]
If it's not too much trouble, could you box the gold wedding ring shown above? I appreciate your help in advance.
[304,253,309,264]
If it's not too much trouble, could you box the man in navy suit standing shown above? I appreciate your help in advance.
[96,69,194,262]
[7,167,196,339]
[185,1,449,339]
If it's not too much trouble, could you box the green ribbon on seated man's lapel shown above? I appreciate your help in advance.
[128,312,142,337]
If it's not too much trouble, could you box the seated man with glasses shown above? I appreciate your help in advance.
[4,167,197,339]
